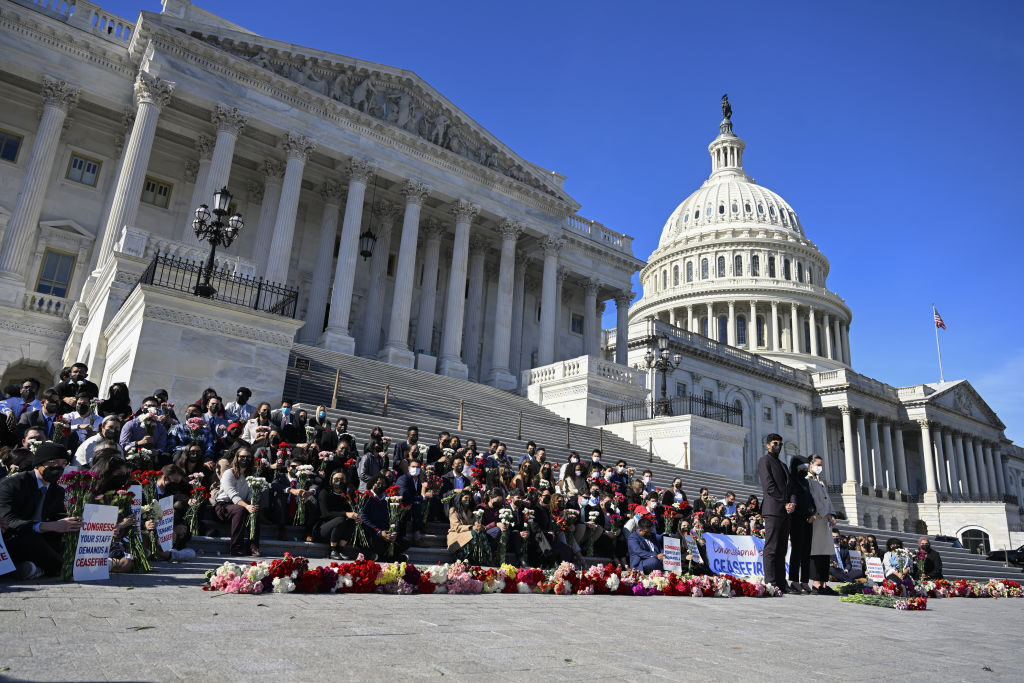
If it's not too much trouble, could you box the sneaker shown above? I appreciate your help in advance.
[329,549,343,561]
[16,561,43,580]
[169,548,196,562]
[338,546,358,561]
[789,581,807,594]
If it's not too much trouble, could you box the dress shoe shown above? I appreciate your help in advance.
[249,545,262,557]
[16,561,43,580]
[776,583,791,594]
[329,549,343,561]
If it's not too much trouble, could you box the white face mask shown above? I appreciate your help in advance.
[642,476,651,484]
[810,465,822,475]
[408,467,420,476]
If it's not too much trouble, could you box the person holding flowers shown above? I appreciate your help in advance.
[360,475,407,561]
[883,537,914,582]
[315,469,361,560]
[119,396,168,457]
[394,457,428,543]
[447,489,483,560]
[214,446,262,556]
[269,457,319,541]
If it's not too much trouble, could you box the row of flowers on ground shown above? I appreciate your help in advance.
[203,554,782,597]
[837,576,1023,600]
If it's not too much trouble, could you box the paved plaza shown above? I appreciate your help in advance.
[0,556,1021,681]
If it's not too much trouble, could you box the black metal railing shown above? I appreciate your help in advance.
[604,394,743,427]
[136,253,299,317]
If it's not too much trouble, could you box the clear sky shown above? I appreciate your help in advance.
[107,1,1024,441]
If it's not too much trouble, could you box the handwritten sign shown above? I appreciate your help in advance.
[663,536,683,574]
[0,529,15,575]
[74,504,118,581]
[684,533,704,564]
[157,495,175,552]
[866,557,885,583]
[848,550,863,574]
[129,484,142,532]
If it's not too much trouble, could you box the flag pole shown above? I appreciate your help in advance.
[933,304,944,383]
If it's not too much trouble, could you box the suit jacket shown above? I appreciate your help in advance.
[0,470,67,536]
[757,453,795,516]
[360,492,390,536]
[18,410,77,450]
[392,440,416,469]
[627,529,663,567]
[394,472,423,505]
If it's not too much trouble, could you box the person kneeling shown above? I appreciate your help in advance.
[628,516,664,573]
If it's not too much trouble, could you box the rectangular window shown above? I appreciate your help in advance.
[66,153,101,186]
[763,406,773,422]
[676,383,687,397]
[751,255,760,277]
[570,313,584,335]
[703,389,713,402]
[141,176,173,208]
[36,249,75,298]
[768,256,776,279]
[0,129,23,163]
[785,412,794,427]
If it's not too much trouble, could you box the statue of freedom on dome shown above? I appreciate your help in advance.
[721,94,732,121]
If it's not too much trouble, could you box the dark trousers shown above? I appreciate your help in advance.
[215,502,259,554]
[6,530,62,576]
[788,518,812,582]
[810,555,830,582]
[270,493,320,533]
[762,513,790,587]
[316,516,355,544]
[366,531,409,562]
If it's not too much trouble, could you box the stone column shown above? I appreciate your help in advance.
[182,135,214,243]
[943,430,959,498]
[461,236,488,374]
[841,322,852,366]
[487,219,522,389]
[856,411,870,487]
[983,443,999,498]
[727,300,737,346]
[990,443,1006,498]
[832,318,843,363]
[319,158,372,352]
[509,254,528,378]
[823,312,833,359]
[840,406,858,486]
[536,237,562,366]
[189,105,247,247]
[932,426,949,495]
[957,433,977,499]
[253,160,285,275]
[869,417,883,489]
[971,438,989,499]
[808,307,818,356]
[917,420,938,494]
[554,267,569,359]
[790,303,800,353]
[298,181,343,344]
[414,219,446,356]
[357,201,399,357]
[379,180,429,367]
[813,409,828,462]
[749,300,757,349]
[438,201,479,379]
[0,77,81,293]
[583,278,601,356]
[771,300,780,350]
[892,423,909,492]
[881,419,896,490]
[687,305,695,334]
[615,292,631,365]
[265,133,315,285]
[706,303,715,340]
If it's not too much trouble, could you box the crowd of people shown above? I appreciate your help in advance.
[0,364,945,590]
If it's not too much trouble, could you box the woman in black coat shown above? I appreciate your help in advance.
[787,455,815,594]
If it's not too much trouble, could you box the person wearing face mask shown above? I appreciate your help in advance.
[558,451,579,481]
[270,399,303,443]
[360,475,408,562]
[641,470,656,493]
[214,447,262,556]
[145,464,196,557]
[168,406,214,459]
[606,459,628,492]
[662,478,688,507]
[447,489,483,559]
[67,391,103,446]
[18,390,76,450]
[316,470,361,560]
[804,455,838,594]
[588,449,603,476]
[576,487,606,554]
[72,415,124,470]
[916,537,943,580]
[391,425,420,470]
[210,421,249,463]
[241,402,274,444]
[269,457,320,542]
[50,362,99,414]
[118,396,169,455]
[786,456,815,594]
[628,516,664,572]
[559,460,588,498]
[0,441,79,579]
[202,397,229,436]
[758,433,795,593]
[394,457,430,543]
[3,378,42,421]
[223,387,255,423]
[97,382,132,419]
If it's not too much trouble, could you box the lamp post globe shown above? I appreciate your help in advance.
[191,187,242,298]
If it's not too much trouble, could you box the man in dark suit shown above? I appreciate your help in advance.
[0,442,79,578]
[394,457,429,542]
[49,362,100,414]
[758,433,795,592]
[359,476,408,562]
[270,399,303,444]
[828,530,863,582]
[391,425,420,470]
[18,390,76,451]
[628,516,664,572]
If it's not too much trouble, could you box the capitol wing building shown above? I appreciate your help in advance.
[0,0,1020,549]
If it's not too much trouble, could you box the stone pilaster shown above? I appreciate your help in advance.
[536,236,562,366]
[583,278,601,356]
[615,291,631,365]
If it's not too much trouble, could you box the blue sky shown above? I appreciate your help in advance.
[110,1,1023,440]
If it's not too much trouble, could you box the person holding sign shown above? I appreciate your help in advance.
[757,433,795,593]
[805,455,839,595]
[0,442,79,579]
[627,517,664,573]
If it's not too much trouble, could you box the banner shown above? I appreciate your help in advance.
[74,504,118,581]
[865,557,885,583]
[157,495,175,552]
[129,484,143,532]
[662,536,682,574]
[704,533,790,579]
[0,529,15,576]
[684,533,703,564]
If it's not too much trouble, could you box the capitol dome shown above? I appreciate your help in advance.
[631,99,853,372]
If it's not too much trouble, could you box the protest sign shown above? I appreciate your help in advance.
[865,557,885,583]
[704,533,790,579]
[848,549,863,574]
[74,504,118,581]
[129,484,143,532]
[684,533,703,564]
[663,536,683,574]
[157,495,175,552]
[0,530,15,575]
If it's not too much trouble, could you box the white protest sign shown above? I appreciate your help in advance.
[866,557,885,583]
[129,484,143,532]
[848,549,863,574]
[704,533,790,579]
[663,536,683,574]
[74,504,118,581]
[684,533,703,564]
[157,495,175,552]
[0,529,15,575]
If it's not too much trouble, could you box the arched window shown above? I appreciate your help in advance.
[756,315,765,347]
[673,265,679,286]
[718,204,725,215]
[797,262,804,283]
[757,203,764,215]
[751,254,760,277]
[734,255,743,277]
[695,209,700,219]
[783,259,791,280]
[701,258,709,279]
[731,202,738,213]
[737,315,747,346]
[718,315,728,342]
[807,266,813,285]
[686,261,693,282]
[961,529,990,555]
[768,256,776,278]
[717,256,726,277]
[684,213,689,223]
[744,202,751,213]
[662,270,667,289]
[803,321,811,354]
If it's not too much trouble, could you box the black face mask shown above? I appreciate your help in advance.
[187,451,202,461]
[237,458,252,468]
[103,429,119,440]
[454,464,464,473]
[163,482,183,495]
[331,480,345,490]
[373,486,386,496]
[42,465,64,484]
[21,388,35,400]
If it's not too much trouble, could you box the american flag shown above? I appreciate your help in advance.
[933,308,946,330]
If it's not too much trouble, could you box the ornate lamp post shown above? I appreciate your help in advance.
[643,333,682,416]
[191,186,243,298]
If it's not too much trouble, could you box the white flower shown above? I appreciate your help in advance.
[606,574,620,592]
[246,563,269,582]
[216,561,241,577]
[335,574,353,591]
[517,582,532,594]
[272,576,295,593]
[429,565,449,584]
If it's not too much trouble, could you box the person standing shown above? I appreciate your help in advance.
[757,433,795,593]
[787,456,814,594]
[805,455,838,594]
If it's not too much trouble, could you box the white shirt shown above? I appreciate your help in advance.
[224,401,255,423]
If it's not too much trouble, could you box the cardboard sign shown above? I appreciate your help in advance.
[684,533,704,564]
[157,495,175,552]
[704,533,790,579]
[663,536,683,574]
[866,557,885,583]
[0,529,15,575]
[74,504,118,581]
[848,549,863,573]
[129,484,143,532]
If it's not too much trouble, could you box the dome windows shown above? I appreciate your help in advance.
[673,265,679,286]
[797,262,804,283]
[718,204,725,215]
[768,256,776,278]
[716,256,726,278]
[701,258,709,280]
[751,254,760,277]
[745,203,751,213]
[706,206,713,219]
[662,269,668,289]
[783,259,792,281]
[731,203,738,213]
[734,254,743,277]
[694,209,700,219]
[769,205,776,217]
[737,315,747,346]
[686,261,694,283]
[807,266,813,285]
[757,203,764,215]
[683,213,689,223]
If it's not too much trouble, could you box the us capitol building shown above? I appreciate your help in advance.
[0,0,1020,548]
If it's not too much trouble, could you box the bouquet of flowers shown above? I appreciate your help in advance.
[423,470,443,525]
[184,472,209,535]
[468,509,491,565]
[292,464,315,525]
[304,425,317,443]
[317,451,333,473]
[385,486,410,559]
[51,416,70,445]
[497,507,515,565]
[141,500,161,556]
[140,409,157,437]
[58,470,98,581]
[186,417,205,444]
[916,547,927,577]
[126,447,154,470]
[112,488,151,573]
[348,490,370,549]
[584,510,602,556]
[245,475,269,540]
[417,443,429,460]
[662,504,681,536]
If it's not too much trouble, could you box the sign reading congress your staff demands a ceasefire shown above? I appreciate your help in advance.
[703,533,790,579]
[0,529,15,575]
[663,536,683,574]
[157,495,175,552]
[74,504,118,581]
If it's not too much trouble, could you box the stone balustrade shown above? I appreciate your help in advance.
[566,214,633,255]
[811,366,899,401]
[116,226,257,277]
[15,0,134,44]
[527,354,641,388]
[23,291,70,318]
